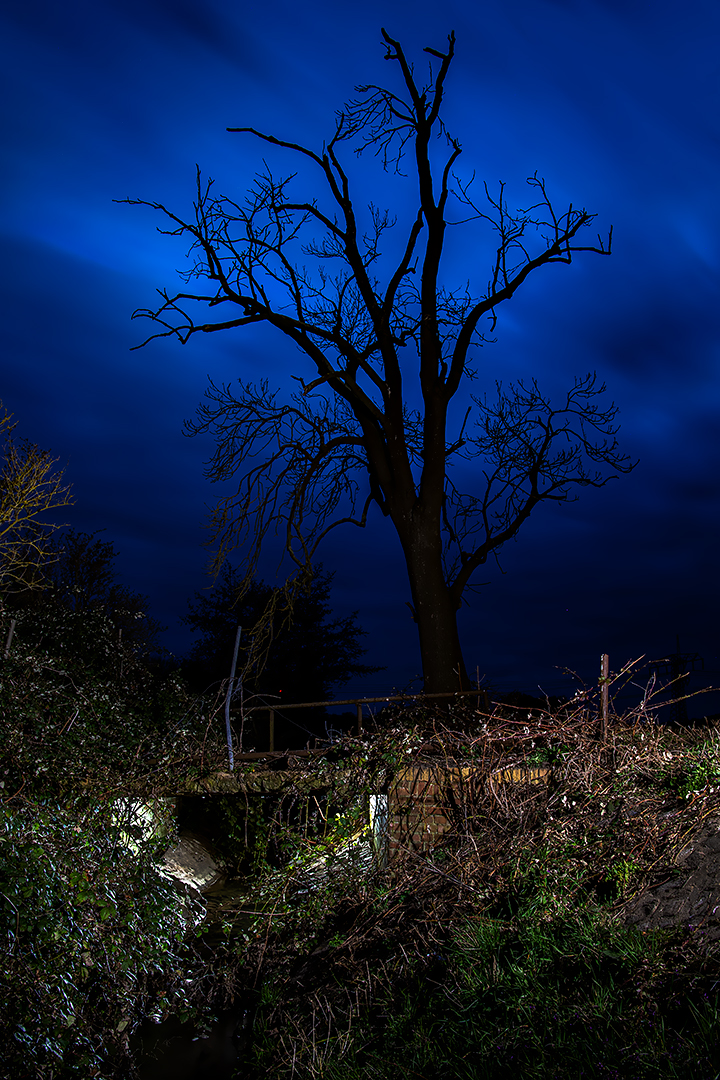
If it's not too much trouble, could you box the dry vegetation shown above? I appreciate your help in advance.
[166,676,720,1079]
[6,655,720,1079]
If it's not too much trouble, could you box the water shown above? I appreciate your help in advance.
[131,1010,249,1080]
[131,879,260,1078]
[132,832,373,1075]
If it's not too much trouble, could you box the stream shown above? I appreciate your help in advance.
[130,880,261,1079]
[126,801,374,1076]
[131,1009,248,1080]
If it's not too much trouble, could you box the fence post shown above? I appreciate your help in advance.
[268,710,275,753]
[600,653,609,742]
[356,702,363,738]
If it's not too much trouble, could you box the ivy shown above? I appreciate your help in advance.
[0,798,206,1077]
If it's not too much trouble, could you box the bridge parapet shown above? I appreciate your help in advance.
[169,754,553,868]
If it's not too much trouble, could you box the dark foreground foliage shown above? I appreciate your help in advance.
[228,690,720,1080]
[3,644,720,1078]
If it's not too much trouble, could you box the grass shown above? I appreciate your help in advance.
[244,907,720,1079]
[7,652,720,1078]
[220,682,720,1079]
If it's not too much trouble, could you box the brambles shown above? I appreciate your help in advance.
[0,596,239,1078]
[0,595,238,799]
[4,652,720,1077]
[217,684,720,1078]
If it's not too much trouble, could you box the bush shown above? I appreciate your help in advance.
[0,597,214,797]
[0,797,205,1078]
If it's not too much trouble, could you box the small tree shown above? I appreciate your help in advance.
[181,564,382,749]
[0,402,74,592]
[125,30,634,693]
[43,528,118,612]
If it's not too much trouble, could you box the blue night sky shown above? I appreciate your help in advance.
[2,0,719,708]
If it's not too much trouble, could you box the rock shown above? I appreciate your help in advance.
[624,813,720,945]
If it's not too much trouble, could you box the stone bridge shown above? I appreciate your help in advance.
[127,751,552,895]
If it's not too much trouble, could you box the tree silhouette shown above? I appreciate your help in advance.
[181,563,381,701]
[41,529,167,657]
[5,528,166,664]
[125,29,634,693]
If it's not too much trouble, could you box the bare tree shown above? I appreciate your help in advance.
[0,403,74,592]
[124,30,633,693]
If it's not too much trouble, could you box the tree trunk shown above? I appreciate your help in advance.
[401,526,470,695]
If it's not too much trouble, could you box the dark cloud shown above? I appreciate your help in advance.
[1,0,719,705]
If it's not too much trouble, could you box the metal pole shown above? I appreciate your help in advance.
[268,710,275,753]
[600,653,609,742]
[224,626,242,771]
[3,618,16,660]
[356,702,363,737]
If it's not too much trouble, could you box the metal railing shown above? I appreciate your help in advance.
[230,688,491,755]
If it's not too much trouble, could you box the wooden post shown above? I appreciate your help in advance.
[268,710,275,753]
[475,665,490,712]
[600,653,609,742]
[356,702,363,737]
